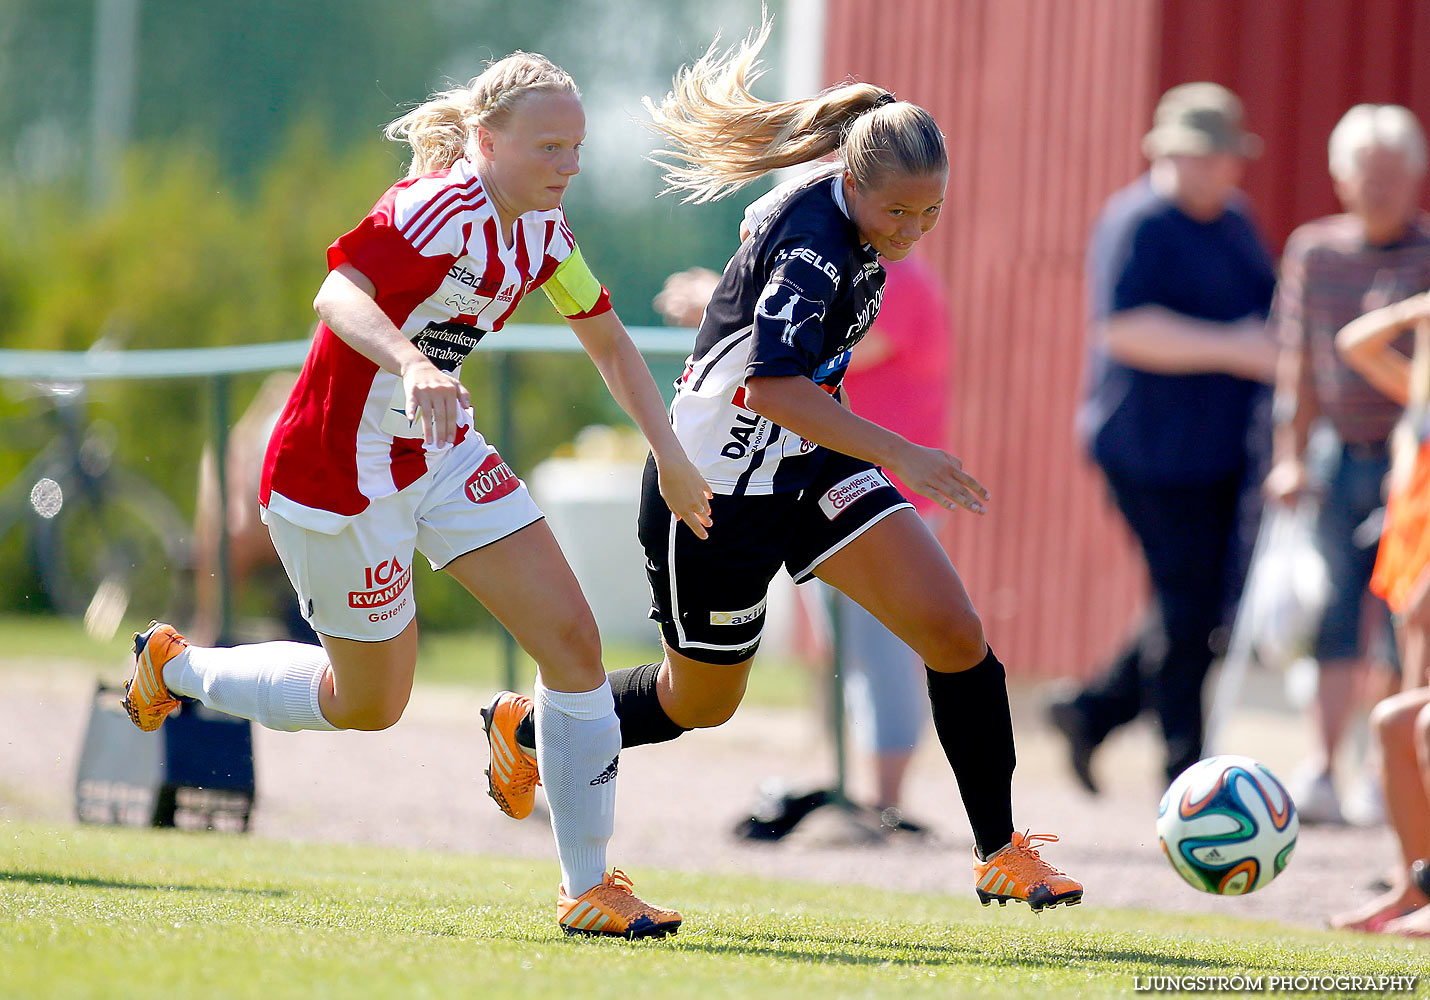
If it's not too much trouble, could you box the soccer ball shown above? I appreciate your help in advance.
[1156,754,1298,895]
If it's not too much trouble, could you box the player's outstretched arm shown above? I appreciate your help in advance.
[1335,291,1429,407]
[569,310,714,538]
[744,375,988,515]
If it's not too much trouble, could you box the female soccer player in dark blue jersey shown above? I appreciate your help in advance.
[485,20,1082,912]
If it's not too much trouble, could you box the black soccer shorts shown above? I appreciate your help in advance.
[637,449,915,665]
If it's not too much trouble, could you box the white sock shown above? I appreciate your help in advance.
[164,642,340,732]
[534,677,619,898]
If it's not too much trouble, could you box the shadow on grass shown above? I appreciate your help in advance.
[2,870,287,897]
[663,930,1251,972]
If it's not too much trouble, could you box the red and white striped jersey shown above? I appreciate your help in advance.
[260,157,611,532]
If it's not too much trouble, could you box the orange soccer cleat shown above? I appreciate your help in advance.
[122,621,187,732]
[557,869,682,939]
[974,830,1084,912]
[480,691,541,819]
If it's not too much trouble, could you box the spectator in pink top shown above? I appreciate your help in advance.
[845,255,953,510]
[836,254,953,832]
[654,251,956,833]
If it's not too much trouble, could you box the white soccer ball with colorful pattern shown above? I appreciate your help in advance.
[1156,755,1298,895]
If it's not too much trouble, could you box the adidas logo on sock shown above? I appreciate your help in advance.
[589,756,620,786]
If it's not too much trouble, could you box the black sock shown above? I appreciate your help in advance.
[609,661,691,747]
[514,708,537,754]
[513,662,689,752]
[927,647,1016,860]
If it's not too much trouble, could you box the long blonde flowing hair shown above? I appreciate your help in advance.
[643,16,946,203]
[385,52,580,178]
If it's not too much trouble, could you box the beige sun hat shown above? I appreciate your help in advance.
[1142,82,1263,160]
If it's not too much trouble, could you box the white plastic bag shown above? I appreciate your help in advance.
[1240,502,1330,670]
[1206,501,1330,753]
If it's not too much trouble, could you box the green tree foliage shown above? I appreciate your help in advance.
[2,0,765,323]
[0,126,720,622]
[0,126,397,613]
[0,0,778,622]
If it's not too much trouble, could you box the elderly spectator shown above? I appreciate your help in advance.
[1265,104,1430,825]
[1050,82,1278,793]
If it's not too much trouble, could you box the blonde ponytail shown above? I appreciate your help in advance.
[643,16,945,202]
[385,51,580,178]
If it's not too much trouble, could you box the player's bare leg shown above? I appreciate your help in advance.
[315,623,418,730]
[814,507,1082,910]
[1332,691,1430,931]
[651,647,754,729]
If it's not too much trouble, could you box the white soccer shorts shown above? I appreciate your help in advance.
[263,428,543,642]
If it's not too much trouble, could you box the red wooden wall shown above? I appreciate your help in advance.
[822,0,1430,680]
[1160,0,1430,250]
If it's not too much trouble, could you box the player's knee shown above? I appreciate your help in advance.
[1371,696,1418,745]
[536,610,605,690]
[340,705,406,731]
[678,698,741,729]
[1413,702,1430,749]
[550,608,603,665]
[327,688,410,731]
[920,604,986,672]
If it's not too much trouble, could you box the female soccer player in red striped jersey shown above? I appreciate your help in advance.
[121,51,711,939]
[483,19,1084,914]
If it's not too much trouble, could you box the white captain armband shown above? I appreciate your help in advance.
[542,245,610,319]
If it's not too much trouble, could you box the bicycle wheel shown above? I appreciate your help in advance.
[34,468,192,632]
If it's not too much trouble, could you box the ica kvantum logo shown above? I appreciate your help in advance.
[348,557,411,608]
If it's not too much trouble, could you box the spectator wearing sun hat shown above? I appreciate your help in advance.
[1049,82,1279,793]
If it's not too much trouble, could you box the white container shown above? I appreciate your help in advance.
[528,457,653,643]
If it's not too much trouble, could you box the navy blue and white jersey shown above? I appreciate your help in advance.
[672,166,886,495]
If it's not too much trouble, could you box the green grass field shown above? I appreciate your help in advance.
[1,822,1422,1000]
